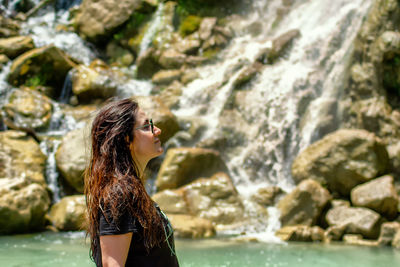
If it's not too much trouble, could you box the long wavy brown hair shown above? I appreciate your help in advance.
[84,98,163,264]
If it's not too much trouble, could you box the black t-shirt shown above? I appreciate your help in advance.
[95,205,179,267]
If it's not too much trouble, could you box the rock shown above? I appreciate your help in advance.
[198,17,217,41]
[257,29,300,64]
[136,47,162,79]
[278,179,331,226]
[183,172,244,224]
[158,49,186,69]
[393,229,400,248]
[134,95,180,143]
[48,195,86,231]
[175,33,201,55]
[370,31,400,63]
[0,16,20,37]
[3,88,53,131]
[158,80,183,109]
[181,70,199,84]
[276,225,325,242]
[324,225,346,242]
[0,54,9,64]
[152,189,188,214]
[71,61,117,103]
[330,199,351,208]
[179,15,202,37]
[351,175,399,219]
[152,69,182,85]
[0,178,50,234]
[185,55,209,66]
[7,45,76,91]
[326,206,382,239]
[377,222,400,246]
[232,62,263,89]
[292,129,389,196]
[251,186,283,206]
[56,127,89,193]
[74,0,143,42]
[0,130,46,184]
[155,147,228,191]
[343,234,379,246]
[0,36,34,59]
[167,214,215,238]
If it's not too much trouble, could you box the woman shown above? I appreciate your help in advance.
[85,98,179,267]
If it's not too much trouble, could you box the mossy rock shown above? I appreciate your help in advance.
[179,15,202,37]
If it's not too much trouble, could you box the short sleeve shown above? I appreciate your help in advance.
[99,208,139,235]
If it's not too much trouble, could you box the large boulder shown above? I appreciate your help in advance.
[3,88,53,131]
[277,179,331,226]
[0,130,46,184]
[292,129,389,196]
[152,189,188,214]
[167,214,215,238]
[155,147,228,191]
[182,172,244,225]
[134,95,180,143]
[0,36,34,59]
[71,61,117,103]
[351,175,398,219]
[326,205,382,239]
[0,178,50,234]
[48,195,86,231]
[55,127,89,193]
[7,45,76,91]
[73,0,143,42]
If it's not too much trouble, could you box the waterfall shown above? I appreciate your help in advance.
[40,139,62,202]
[138,2,164,58]
[59,70,72,104]
[175,0,373,194]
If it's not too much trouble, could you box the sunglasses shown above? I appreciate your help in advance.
[134,119,154,134]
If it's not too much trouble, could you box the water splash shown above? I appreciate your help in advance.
[138,2,164,57]
[40,139,62,202]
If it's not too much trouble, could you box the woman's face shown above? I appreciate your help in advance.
[130,109,163,166]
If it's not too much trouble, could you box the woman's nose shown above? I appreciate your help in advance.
[153,126,161,136]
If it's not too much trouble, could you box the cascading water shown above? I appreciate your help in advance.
[0,0,376,237]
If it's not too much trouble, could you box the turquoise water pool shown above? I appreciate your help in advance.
[0,232,399,267]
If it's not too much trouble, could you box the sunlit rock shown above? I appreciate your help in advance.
[0,54,9,65]
[158,49,186,69]
[343,234,379,246]
[392,229,400,248]
[198,17,217,41]
[152,189,188,214]
[71,60,118,103]
[0,36,34,59]
[74,0,143,42]
[152,69,182,85]
[377,222,400,246]
[3,88,53,131]
[326,206,382,239]
[7,45,76,91]
[49,195,86,231]
[175,32,201,55]
[155,148,228,191]
[351,175,399,219]
[56,127,89,193]
[278,179,331,227]
[180,69,199,84]
[134,95,180,143]
[167,214,215,238]
[183,172,244,224]
[251,186,283,207]
[232,62,263,89]
[0,178,50,234]
[0,130,46,184]
[276,225,325,242]
[292,129,389,196]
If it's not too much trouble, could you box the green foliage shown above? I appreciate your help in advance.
[179,15,202,37]
[113,12,151,43]
[24,63,53,87]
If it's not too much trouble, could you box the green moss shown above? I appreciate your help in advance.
[202,47,221,59]
[24,63,53,87]
[179,15,202,37]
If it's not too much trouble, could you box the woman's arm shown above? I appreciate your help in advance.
[100,232,133,267]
